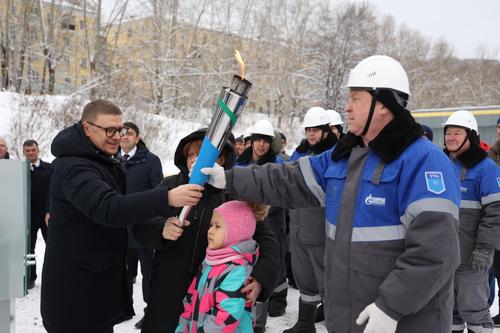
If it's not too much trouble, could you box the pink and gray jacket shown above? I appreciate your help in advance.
[175,239,259,333]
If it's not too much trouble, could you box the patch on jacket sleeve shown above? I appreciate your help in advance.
[425,171,446,194]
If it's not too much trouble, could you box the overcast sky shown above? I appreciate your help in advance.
[353,0,500,59]
[104,0,500,60]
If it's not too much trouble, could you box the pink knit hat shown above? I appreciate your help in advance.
[213,200,256,246]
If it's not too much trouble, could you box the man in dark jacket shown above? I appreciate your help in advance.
[41,99,203,333]
[132,128,280,333]
[22,139,53,289]
[119,121,163,329]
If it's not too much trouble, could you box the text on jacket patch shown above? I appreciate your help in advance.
[364,194,386,206]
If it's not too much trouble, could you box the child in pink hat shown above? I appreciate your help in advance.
[176,200,268,333]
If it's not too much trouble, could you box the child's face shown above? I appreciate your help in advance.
[208,212,226,250]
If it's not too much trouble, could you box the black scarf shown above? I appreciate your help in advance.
[332,109,423,163]
[237,146,277,165]
[444,144,488,169]
[296,132,339,155]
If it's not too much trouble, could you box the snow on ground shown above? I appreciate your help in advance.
[15,234,326,333]
[14,233,500,332]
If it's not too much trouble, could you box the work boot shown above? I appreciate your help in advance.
[283,300,316,333]
[315,303,324,323]
[268,288,287,317]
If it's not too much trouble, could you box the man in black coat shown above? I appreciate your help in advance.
[119,121,163,329]
[41,99,204,333]
[22,139,53,289]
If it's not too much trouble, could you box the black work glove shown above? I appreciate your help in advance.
[471,247,494,272]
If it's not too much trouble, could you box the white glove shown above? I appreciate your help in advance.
[356,303,397,333]
[201,163,226,189]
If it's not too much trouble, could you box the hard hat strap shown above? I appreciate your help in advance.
[361,89,379,136]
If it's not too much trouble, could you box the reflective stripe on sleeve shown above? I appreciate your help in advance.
[400,198,459,228]
[482,192,500,206]
[460,200,481,209]
[298,157,325,207]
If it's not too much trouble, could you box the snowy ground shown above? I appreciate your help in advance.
[14,233,500,332]
[15,233,327,333]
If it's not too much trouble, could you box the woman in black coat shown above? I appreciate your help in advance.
[133,129,280,333]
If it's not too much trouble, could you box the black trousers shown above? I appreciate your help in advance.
[126,248,154,304]
[30,221,48,282]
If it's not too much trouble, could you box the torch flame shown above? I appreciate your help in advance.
[234,50,245,80]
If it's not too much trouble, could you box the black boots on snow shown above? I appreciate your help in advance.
[283,300,317,333]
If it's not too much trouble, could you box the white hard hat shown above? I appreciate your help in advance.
[325,109,343,126]
[301,107,330,128]
[443,110,478,133]
[251,119,275,137]
[244,127,253,139]
[346,55,410,95]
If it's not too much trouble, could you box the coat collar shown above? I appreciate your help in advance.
[295,132,338,155]
[332,109,423,163]
[444,143,488,169]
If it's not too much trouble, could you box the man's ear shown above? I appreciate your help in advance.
[376,101,391,117]
[82,122,91,137]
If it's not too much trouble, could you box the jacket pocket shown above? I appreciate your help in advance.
[349,243,402,278]
[324,166,347,228]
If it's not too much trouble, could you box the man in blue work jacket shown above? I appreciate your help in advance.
[201,55,461,333]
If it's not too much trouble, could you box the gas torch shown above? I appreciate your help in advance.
[178,50,252,224]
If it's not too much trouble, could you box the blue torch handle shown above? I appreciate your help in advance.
[189,137,220,185]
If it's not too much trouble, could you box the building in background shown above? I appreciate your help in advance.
[412,106,500,146]
[0,0,96,94]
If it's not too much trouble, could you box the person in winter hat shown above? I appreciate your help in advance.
[176,201,268,333]
[443,110,500,333]
[132,128,280,333]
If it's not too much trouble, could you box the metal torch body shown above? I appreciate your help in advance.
[178,76,252,223]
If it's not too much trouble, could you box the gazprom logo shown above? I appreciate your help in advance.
[365,193,386,206]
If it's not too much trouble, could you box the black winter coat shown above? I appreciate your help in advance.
[41,122,175,333]
[121,145,163,248]
[30,159,53,227]
[133,129,280,333]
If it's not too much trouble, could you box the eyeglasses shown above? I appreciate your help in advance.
[86,122,129,138]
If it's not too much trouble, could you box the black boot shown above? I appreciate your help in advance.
[268,288,288,317]
[283,300,316,333]
[315,303,324,323]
